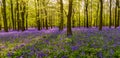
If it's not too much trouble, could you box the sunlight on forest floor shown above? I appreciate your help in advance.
[0,27,120,58]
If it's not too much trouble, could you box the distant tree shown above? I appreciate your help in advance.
[21,1,26,31]
[78,1,81,27]
[72,9,75,28]
[90,0,92,27]
[115,0,117,28]
[99,0,103,30]
[14,6,17,30]
[115,0,119,28]
[0,2,2,30]
[118,0,120,27]
[0,15,1,30]
[84,3,86,27]
[44,9,48,30]
[16,0,21,31]
[78,11,80,27]
[37,0,41,30]
[85,0,89,28]
[42,1,48,30]
[59,0,64,31]
[96,2,99,27]
[26,2,28,30]
[67,0,73,36]
[10,0,15,30]
[2,0,8,32]
[109,0,112,28]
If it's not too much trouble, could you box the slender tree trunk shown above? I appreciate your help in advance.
[26,3,28,30]
[0,16,1,30]
[109,0,112,28]
[118,0,120,27]
[67,0,73,36]
[26,10,28,30]
[115,0,117,28]
[0,4,2,30]
[91,0,92,27]
[78,11,80,27]
[21,1,26,31]
[99,0,103,30]
[44,9,48,30]
[14,7,17,30]
[2,0,8,32]
[16,0,20,31]
[0,24,1,30]
[115,0,119,27]
[10,0,15,30]
[59,0,64,31]
[42,1,48,30]
[84,5,86,27]
[85,0,89,28]
[96,3,99,27]
[37,0,41,30]
[50,15,53,29]
[43,19,45,29]
[72,9,75,28]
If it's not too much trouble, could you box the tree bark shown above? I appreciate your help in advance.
[85,0,89,28]
[2,0,8,32]
[20,1,26,31]
[59,0,64,31]
[10,0,15,30]
[99,0,103,30]
[16,0,21,31]
[67,0,73,36]
[109,0,112,28]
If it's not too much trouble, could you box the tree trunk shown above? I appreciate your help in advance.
[21,1,26,31]
[96,3,99,27]
[26,3,28,30]
[59,0,64,31]
[16,0,20,31]
[37,0,41,30]
[115,0,117,28]
[10,0,15,30]
[118,0,120,27]
[109,0,112,28]
[2,0,8,32]
[44,9,48,30]
[72,9,75,28]
[14,7,17,30]
[99,0,103,30]
[78,11,80,27]
[67,0,73,36]
[91,0,92,27]
[85,0,89,28]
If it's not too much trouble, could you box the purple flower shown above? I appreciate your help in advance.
[96,51,103,58]
[110,49,114,55]
[62,56,68,58]
[38,52,46,57]
[81,51,85,55]
[30,47,35,51]
[7,53,11,57]
[71,46,79,51]
[7,52,14,57]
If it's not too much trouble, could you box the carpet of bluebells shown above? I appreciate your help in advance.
[0,27,120,58]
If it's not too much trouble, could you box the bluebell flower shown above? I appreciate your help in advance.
[7,53,11,57]
[110,49,114,55]
[96,51,103,58]
[61,56,68,58]
[38,52,46,57]
[71,46,79,51]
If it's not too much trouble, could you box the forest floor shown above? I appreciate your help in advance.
[0,27,120,58]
